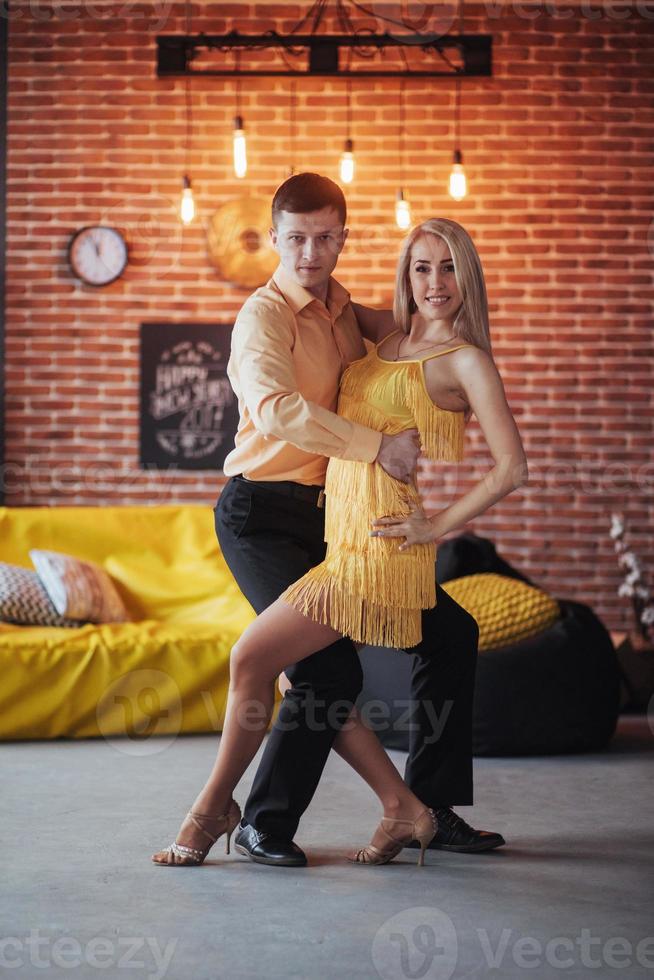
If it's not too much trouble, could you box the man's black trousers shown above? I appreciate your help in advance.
[214,475,479,841]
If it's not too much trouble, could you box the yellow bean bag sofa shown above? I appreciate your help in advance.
[0,505,256,741]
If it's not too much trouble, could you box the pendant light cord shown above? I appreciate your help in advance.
[455,0,464,149]
[346,76,352,141]
[235,49,242,120]
[184,0,193,175]
[289,80,297,174]
[399,77,406,188]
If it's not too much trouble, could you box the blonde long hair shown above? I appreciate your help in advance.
[393,218,492,355]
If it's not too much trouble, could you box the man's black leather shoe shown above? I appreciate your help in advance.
[406,807,506,853]
[233,820,308,867]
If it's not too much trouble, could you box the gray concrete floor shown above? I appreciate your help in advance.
[3,715,654,980]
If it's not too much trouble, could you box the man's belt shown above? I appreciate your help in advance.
[237,475,325,508]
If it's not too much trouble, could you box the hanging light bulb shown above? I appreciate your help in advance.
[180,174,195,225]
[449,149,467,201]
[449,74,468,201]
[179,39,195,226]
[339,138,355,184]
[233,115,247,179]
[394,81,412,230]
[395,189,411,231]
[339,79,355,184]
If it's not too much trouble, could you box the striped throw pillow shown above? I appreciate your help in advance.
[0,562,81,627]
[29,549,130,624]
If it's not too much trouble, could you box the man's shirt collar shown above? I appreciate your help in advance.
[272,264,350,320]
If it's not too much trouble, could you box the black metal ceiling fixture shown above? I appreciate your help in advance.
[158,0,491,78]
[157,31,491,78]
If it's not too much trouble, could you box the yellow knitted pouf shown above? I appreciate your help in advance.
[441,572,561,652]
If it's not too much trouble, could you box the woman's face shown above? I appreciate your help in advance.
[408,234,462,327]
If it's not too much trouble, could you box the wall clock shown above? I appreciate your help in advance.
[68,225,128,286]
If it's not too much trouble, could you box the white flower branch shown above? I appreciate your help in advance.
[611,512,654,642]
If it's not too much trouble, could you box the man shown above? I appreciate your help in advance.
[214,172,504,866]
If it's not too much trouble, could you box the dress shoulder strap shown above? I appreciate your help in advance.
[420,344,474,362]
[375,328,401,349]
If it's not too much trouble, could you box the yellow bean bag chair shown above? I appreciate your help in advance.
[441,572,561,651]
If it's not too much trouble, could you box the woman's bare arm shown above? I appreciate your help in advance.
[425,347,528,537]
[370,348,528,548]
[351,302,396,344]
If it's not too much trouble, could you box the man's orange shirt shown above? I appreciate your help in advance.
[222,264,383,486]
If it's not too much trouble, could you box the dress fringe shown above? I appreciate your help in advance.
[281,565,430,649]
[281,349,466,648]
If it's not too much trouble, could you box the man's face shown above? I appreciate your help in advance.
[269,207,349,296]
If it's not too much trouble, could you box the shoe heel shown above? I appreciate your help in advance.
[225,828,233,855]
[415,808,437,867]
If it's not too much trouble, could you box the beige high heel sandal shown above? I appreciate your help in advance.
[349,807,437,867]
[151,799,241,866]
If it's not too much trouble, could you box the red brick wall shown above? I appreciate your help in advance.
[5,2,654,631]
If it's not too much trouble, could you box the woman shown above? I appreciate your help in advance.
[152,217,528,868]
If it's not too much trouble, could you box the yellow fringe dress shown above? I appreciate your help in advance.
[280,336,473,649]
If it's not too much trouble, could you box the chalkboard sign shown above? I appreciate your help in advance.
[139,322,238,471]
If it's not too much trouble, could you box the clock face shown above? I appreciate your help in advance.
[68,225,128,286]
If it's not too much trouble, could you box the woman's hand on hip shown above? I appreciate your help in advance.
[370,505,435,551]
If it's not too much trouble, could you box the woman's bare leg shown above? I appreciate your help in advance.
[277,673,424,821]
[153,599,427,860]
[192,600,342,806]
[276,673,434,859]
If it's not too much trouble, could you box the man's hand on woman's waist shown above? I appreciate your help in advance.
[375,428,420,483]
